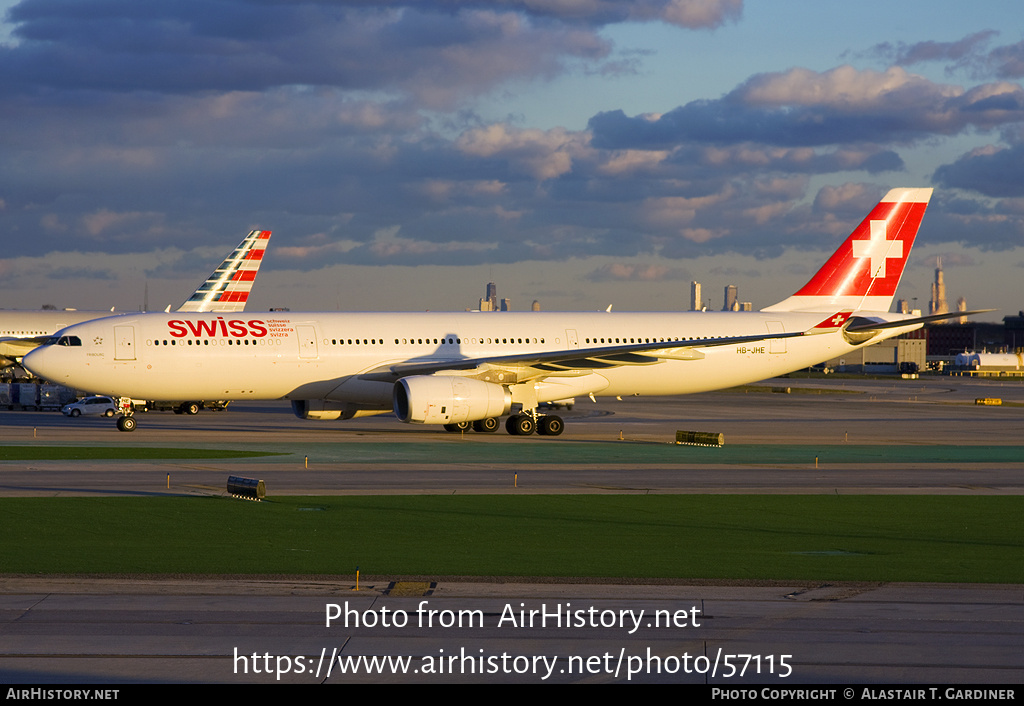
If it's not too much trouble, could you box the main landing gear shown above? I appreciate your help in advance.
[443,417,503,433]
[443,413,564,436]
[507,413,564,436]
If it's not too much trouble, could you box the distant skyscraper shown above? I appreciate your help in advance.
[473,282,516,312]
[690,281,702,311]
[486,282,498,312]
[531,300,541,312]
[929,258,948,316]
[477,281,499,311]
[723,284,737,312]
[896,299,910,314]
[957,296,967,325]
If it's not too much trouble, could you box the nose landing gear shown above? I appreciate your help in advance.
[116,396,136,432]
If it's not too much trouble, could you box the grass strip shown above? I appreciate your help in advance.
[1,495,1020,582]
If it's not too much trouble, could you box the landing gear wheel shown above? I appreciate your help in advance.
[116,416,137,432]
[473,417,499,433]
[506,414,535,436]
[443,421,472,432]
[538,415,564,436]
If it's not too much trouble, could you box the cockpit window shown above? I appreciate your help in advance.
[46,335,82,347]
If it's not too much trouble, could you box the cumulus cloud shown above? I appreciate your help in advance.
[456,123,590,179]
[985,41,1024,79]
[649,0,742,29]
[596,149,670,175]
[868,31,998,69]
[0,2,611,108]
[590,66,1024,149]
[275,238,361,261]
[444,0,743,29]
[360,225,499,264]
[812,183,885,216]
[867,31,1024,82]
[81,209,162,237]
[585,262,690,281]
[735,66,950,108]
[934,144,1024,197]
[694,144,903,174]
[641,189,735,230]
[918,191,1024,251]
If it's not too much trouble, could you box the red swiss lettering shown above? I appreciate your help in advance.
[166,317,271,338]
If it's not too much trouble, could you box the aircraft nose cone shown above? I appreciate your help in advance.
[22,347,58,382]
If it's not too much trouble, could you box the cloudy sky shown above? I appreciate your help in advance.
[1,0,1023,317]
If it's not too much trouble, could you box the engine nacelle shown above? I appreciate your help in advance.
[393,376,511,424]
[291,400,387,420]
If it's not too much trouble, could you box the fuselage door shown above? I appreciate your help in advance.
[297,324,319,359]
[114,325,136,361]
[766,321,786,354]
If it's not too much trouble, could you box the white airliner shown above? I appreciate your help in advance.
[0,230,270,369]
[24,188,968,434]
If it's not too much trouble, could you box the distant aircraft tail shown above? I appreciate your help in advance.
[763,188,932,313]
[176,230,271,313]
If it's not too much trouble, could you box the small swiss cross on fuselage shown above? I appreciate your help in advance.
[813,311,852,330]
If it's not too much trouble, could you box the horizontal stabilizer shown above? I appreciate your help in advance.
[845,309,996,332]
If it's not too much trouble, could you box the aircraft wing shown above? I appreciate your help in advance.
[0,336,52,357]
[361,328,809,381]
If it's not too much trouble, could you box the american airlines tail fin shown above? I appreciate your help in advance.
[763,188,932,314]
[176,230,271,313]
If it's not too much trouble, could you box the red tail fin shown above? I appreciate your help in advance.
[764,188,932,313]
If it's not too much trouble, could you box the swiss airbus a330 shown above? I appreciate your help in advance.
[25,188,971,435]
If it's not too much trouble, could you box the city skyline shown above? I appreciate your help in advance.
[1,1,1022,318]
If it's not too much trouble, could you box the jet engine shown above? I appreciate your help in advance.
[393,375,511,424]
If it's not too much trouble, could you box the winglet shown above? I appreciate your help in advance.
[763,188,932,314]
[176,230,271,313]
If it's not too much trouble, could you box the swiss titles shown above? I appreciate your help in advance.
[167,318,269,338]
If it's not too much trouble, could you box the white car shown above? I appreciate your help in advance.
[62,396,117,418]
